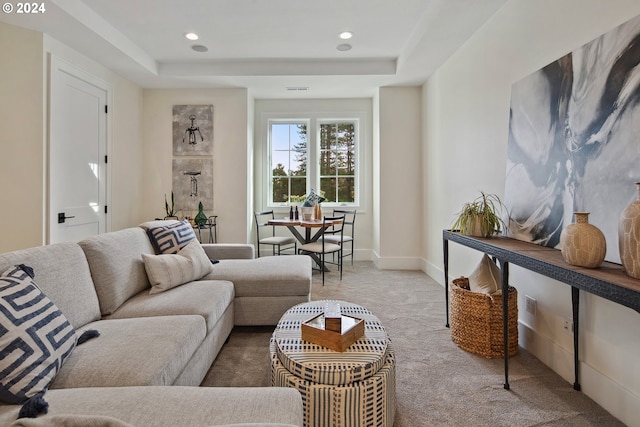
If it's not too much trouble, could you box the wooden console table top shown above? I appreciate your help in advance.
[443,230,640,313]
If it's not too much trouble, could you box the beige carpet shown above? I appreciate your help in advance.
[202,261,624,426]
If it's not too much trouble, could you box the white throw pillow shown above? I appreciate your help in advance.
[468,254,501,295]
[142,241,214,294]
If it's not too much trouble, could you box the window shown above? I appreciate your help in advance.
[268,118,359,206]
[270,121,308,203]
[319,122,356,203]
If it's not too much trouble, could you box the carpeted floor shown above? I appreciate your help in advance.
[201,261,624,426]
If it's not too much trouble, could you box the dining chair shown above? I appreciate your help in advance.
[254,210,297,257]
[322,209,356,265]
[298,215,345,285]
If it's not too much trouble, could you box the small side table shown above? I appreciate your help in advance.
[194,215,217,243]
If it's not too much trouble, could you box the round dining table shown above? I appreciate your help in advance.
[268,218,342,271]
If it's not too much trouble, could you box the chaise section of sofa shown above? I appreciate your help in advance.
[202,251,312,325]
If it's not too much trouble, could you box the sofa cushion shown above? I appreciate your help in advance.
[0,387,304,427]
[78,228,154,316]
[51,316,205,388]
[202,256,311,298]
[142,241,214,294]
[0,243,100,329]
[105,280,234,334]
[0,265,77,413]
[145,219,196,255]
[10,414,134,426]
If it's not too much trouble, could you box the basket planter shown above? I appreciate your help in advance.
[450,277,518,358]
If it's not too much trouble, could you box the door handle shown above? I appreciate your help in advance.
[58,212,76,224]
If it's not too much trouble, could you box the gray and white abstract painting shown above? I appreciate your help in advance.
[505,15,640,263]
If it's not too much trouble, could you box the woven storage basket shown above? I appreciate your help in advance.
[450,277,518,358]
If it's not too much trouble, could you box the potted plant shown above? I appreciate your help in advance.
[164,191,177,219]
[451,192,505,237]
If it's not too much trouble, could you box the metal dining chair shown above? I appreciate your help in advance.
[322,209,356,265]
[254,210,297,257]
[298,215,345,285]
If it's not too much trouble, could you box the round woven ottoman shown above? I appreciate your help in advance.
[270,300,396,427]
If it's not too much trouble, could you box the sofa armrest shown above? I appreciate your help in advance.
[202,244,255,260]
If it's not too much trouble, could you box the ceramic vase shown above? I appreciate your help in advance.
[619,182,640,279]
[560,212,606,268]
[465,215,490,238]
[194,201,208,226]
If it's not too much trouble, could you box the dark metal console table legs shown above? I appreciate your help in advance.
[572,286,581,391]
[501,261,510,390]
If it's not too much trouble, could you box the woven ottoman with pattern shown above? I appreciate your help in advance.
[270,300,396,427]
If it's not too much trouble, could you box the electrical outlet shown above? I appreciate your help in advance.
[525,295,537,316]
[563,318,573,334]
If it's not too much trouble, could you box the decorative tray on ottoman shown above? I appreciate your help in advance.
[301,313,365,352]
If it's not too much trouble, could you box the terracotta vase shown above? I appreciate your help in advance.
[560,212,606,268]
[619,182,640,279]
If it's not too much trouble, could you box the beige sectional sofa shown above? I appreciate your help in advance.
[0,222,311,426]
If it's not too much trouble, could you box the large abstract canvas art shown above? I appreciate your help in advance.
[505,15,640,263]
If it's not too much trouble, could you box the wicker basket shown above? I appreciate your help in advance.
[450,277,518,358]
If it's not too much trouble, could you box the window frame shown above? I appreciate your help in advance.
[316,119,359,206]
[265,115,361,209]
[267,119,310,206]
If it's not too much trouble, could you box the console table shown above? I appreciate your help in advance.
[442,229,640,391]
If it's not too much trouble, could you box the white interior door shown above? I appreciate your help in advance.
[49,56,108,244]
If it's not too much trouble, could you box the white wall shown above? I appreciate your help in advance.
[423,0,640,424]
[0,22,144,251]
[0,22,44,251]
[142,89,250,243]
[253,98,373,258]
[376,87,423,269]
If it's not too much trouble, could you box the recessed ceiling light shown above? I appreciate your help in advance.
[337,44,352,52]
[339,31,353,40]
[185,32,199,41]
[192,45,208,53]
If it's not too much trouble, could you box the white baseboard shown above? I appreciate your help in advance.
[520,321,639,426]
[424,260,445,286]
[371,251,425,270]
[426,261,637,425]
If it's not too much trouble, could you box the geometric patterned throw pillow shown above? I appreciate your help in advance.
[146,219,197,254]
[0,264,78,418]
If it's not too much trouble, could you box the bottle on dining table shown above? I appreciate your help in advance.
[289,206,294,220]
[294,206,299,220]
